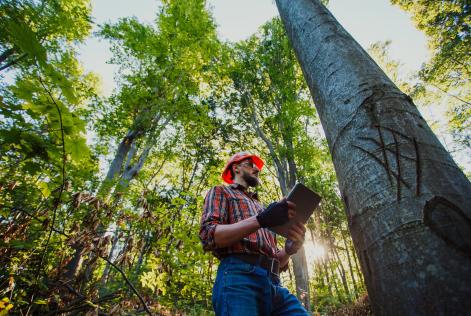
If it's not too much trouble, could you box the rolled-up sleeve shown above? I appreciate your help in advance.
[199,186,228,251]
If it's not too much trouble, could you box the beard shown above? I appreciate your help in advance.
[242,170,259,187]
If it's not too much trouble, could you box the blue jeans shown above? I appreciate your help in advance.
[212,256,310,315]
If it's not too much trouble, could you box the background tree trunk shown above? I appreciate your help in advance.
[291,247,311,309]
[342,233,359,298]
[252,110,311,309]
[276,0,471,314]
[332,244,351,301]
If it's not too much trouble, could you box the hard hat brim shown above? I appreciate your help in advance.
[221,153,264,184]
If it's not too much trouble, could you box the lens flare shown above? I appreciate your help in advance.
[304,242,326,263]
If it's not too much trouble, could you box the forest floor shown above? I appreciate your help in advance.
[329,294,372,316]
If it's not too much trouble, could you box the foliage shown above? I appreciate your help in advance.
[367,39,470,172]
[391,0,470,165]
[391,0,470,87]
[0,0,92,72]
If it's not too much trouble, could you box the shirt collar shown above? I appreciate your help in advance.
[229,183,259,200]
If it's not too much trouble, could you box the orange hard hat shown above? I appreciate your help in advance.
[221,152,264,184]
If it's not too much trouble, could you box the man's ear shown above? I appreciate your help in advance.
[232,163,239,175]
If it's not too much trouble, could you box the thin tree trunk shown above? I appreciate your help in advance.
[351,243,365,289]
[251,108,311,308]
[99,132,160,282]
[99,129,141,196]
[276,0,471,314]
[342,233,359,298]
[251,110,288,195]
[0,53,27,72]
[280,184,310,310]
[332,243,351,301]
[291,247,311,310]
[63,244,85,280]
[134,232,151,277]
[0,48,15,64]
[101,230,120,284]
[326,253,342,301]
[321,258,333,298]
[314,261,324,288]
[329,266,343,302]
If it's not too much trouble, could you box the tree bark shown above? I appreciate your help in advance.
[63,244,85,280]
[100,229,120,284]
[98,125,166,283]
[276,0,471,314]
[99,129,141,196]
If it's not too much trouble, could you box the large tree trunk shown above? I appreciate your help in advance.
[276,0,471,314]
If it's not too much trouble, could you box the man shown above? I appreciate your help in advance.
[199,152,310,315]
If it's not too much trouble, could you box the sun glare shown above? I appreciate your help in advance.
[304,242,326,263]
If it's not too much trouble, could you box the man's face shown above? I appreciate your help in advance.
[237,159,260,187]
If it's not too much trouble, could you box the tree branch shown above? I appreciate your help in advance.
[0,53,27,72]
[36,74,67,276]
[0,48,15,64]
[100,256,152,316]
[250,108,287,194]
[427,82,471,106]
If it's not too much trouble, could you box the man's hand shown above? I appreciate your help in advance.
[214,199,295,248]
[285,221,306,255]
[256,199,296,228]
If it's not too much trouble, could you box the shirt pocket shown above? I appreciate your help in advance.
[227,197,256,222]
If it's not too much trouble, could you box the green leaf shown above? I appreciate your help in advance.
[67,135,90,162]
[37,181,50,198]
[5,19,47,64]
[10,240,34,250]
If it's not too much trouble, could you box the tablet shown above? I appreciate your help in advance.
[269,183,321,238]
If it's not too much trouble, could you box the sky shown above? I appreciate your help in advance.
[78,0,430,97]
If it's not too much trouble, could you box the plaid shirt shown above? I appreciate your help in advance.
[199,183,279,259]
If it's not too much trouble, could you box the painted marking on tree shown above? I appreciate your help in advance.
[377,126,393,186]
[392,132,402,201]
[354,125,423,201]
[379,125,412,141]
[351,144,410,189]
[413,138,421,196]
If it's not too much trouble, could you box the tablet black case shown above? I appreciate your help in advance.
[269,183,321,238]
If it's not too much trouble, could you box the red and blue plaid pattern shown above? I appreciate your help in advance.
[199,183,278,259]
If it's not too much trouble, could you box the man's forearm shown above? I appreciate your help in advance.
[276,248,291,268]
[214,216,260,248]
